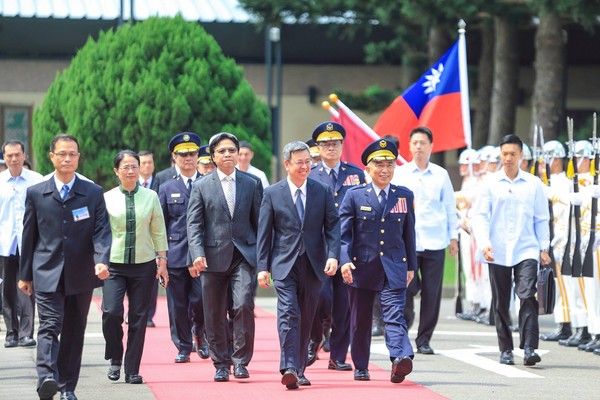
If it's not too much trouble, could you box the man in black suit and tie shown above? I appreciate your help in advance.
[257,141,340,390]
[187,132,263,382]
[19,134,112,400]
[159,133,208,363]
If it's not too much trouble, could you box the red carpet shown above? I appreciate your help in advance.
[93,297,446,399]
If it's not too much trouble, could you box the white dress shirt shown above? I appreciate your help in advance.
[0,168,44,256]
[287,177,307,210]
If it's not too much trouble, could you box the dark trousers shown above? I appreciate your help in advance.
[2,252,35,340]
[274,253,321,374]
[201,256,255,369]
[102,261,156,375]
[328,271,351,361]
[35,289,92,392]
[309,278,332,345]
[489,259,539,351]
[166,266,204,354]
[404,249,445,347]
[147,280,158,322]
[348,281,412,370]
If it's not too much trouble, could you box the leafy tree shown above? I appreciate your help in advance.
[33,16,271,188]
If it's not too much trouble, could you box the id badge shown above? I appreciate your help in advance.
[72,207,90,221]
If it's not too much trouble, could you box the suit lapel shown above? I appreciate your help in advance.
[365,183,382,215]
[210,171,231,218]
[282,180,302,225]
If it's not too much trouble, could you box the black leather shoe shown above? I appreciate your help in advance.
[594,348,600,356]
[540,323,572,341]
[499,350,514,365]
[307,339,319,366]
[18,336,37,347]
[146,319,156,328]
[328,359,352,371]
[297,374,311,386]
[60,391,77,400]
[175,352,190,363]
[371,324,384,337]
[38,378,58,399]
[354,369,370,381]
[391,356,413,383]
[214,367,230,382]
[417,344,434,355]
[281,368,298,389]
[4,339,18,348]
[125,374,143,384]
[107,367,120,381]
[193,335,210,359]
[583,336,600,352]
[559,327,592,347]
[523,347,541,366]
[234,364,249,379]
[322,337,330,353]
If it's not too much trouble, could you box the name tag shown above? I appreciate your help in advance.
[171,193,181,198]
[72,207,90,221]
[360,206,372,211]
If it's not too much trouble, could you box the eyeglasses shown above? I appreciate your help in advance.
[293,160,312,168]
[215,147,238,155]
[52,152,80,159]
[318,141,341,149]
[118,165,139,171]
[175,151,198,158]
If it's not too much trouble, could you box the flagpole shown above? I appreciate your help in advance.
[458,19,472,150]
[328,94,408,164]
[321,100,340,119]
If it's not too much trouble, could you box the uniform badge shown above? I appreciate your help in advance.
[326,123,334,131]
[360,206,372,211]
[171,193,181,198]
[183,134,190,142]
[379,140,387,148]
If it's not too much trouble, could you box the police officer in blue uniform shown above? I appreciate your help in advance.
[158,132,208,363]
[307,122,366,370]
[339,139,416,383]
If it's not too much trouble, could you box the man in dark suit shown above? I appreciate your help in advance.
[187,132,263,382]
[19,134,112,400]
[307,121,365,370]
[159,133,208,363]
[257,141,340,390]
[340,139,416,383]
[153,158,177,192]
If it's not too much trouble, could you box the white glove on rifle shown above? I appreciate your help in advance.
[590,185,600,199]
[569,192,585,206]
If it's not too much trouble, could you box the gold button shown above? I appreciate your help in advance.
[380,229,385,234]
[353,257,357,261]
[380,241,384,245]
[398,218,401,222]
[363,216,366,220]
[174,200,178,203]
[380,252,384,256]
[403,257,406,262]
[335,203,339,207]
[381,218,385,222]
[334,192,338,196]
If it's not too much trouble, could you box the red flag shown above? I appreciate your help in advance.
[332,107,379,167]
[373,33,472,161]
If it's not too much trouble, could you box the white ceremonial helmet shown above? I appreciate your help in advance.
[575,140,593,159]
[458,148,480,165]
[477,145,496,162]
[543,140,566,159]
[521,143,532,160]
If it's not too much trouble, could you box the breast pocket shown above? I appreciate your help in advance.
[357,212,376,232]
[166,197,186,216]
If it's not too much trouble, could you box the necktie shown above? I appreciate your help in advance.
[224,176,235,217]
[142,181,148,188]
[379,190,387,215]
[61,184,70,201]
[330,169,337,187]
[295,189,305,255]
[187,178,193,192]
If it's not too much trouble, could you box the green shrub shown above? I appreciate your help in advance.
[34,16,271,188]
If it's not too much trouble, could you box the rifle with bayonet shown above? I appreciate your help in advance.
[539,127,557,275]
[563,117,583,276]
[582,113,598,278]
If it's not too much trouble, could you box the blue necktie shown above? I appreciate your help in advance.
[380,190,387,215]
[295,189,305,254]
[187,178,193,192]
[330,169,337,187]
[61,185,70,201]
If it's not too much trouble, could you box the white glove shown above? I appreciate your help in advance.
[569,192,584,206]
[590,185,600,199]
[551,234,565,249]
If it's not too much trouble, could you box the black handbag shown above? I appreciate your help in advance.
[537,265,556,315]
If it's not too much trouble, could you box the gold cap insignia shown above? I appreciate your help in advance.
[326,123,334,131]
[183,134,190,142]
[380,140,387,148]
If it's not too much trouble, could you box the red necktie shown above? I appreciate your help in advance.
[142,181,148,188]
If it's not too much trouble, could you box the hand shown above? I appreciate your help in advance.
[569,192,584,206]
[156,263,169,288]
[341,262,355,284]
[18,280,32,296]
[193,257,208,273]
[482,245,495,262]
[590,185,600,199]
[258,271,271,288]
[407,270,415,286]
[188,265,201,278]
[448,239,459,257]
[540,250,551,266]
[324,258,338,276]
[95,263,110,280]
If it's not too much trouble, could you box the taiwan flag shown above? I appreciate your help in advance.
[373,34,472,161]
